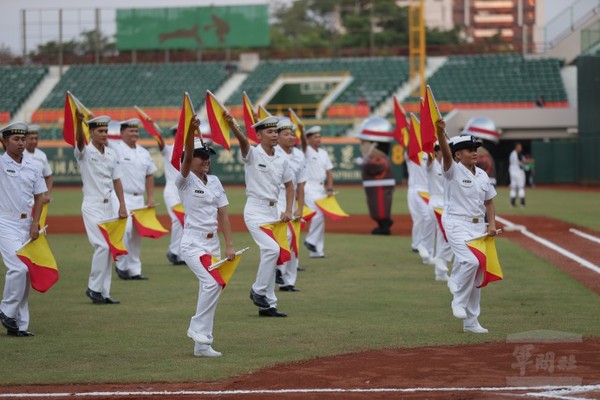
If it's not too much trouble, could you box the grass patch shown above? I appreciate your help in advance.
[0,231,599,385]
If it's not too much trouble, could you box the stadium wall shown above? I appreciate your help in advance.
[577,56,600,185]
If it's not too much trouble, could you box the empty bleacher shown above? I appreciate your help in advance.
[424,54,568,105]
[0,65,48,118]
[39,62,229,110]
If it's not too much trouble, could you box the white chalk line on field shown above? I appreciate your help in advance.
[0,384,599,399]
[569,228,600,245]
[496,216,600,275]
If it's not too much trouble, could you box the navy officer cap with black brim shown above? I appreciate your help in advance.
[1,122,29,137]
[449,135,482,153]
[120,118,141,130]
[251,116,279,131]
[87,116,111,129]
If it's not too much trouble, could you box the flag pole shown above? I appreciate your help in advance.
[16,225,48,253]
[208,247,250,271]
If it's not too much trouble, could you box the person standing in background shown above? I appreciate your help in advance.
[302,126,334,258]
[75,114,127,305]
[508,142,526,208]
[0,122,46,337]
[406,149,434,264]
[24,124,53,204]
[274,118,307,292]
[112,118,157,281]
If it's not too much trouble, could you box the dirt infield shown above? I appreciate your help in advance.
[13,212,599,399]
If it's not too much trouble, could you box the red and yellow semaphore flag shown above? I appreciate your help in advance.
[98,218,128,261]
[171,92,196,171]
[466,235,503,288]
[420,85,442,154]
[200,252,244,289]
[288,219,302,257]
[260,221,291,265]
[433,208,447,242]
[408,113,423,166]
[257,104,271,120]
[288,108,303,145]
[206,90,232,150]
[17,228,59,293]
[392,97,409,147]
[39,203,49,228]
[63,91,93,147]
[302,205,316,222]
[172,203,185,226]
[242,91,259,143]
[131,207,168,239]
[418,191,430,205]
[134,106,163,145]
[315,196,350,220]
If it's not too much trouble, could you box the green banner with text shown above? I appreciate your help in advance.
[116,5,269,50]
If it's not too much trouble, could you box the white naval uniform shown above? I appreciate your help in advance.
[275,146,307,287]
[242,145,293,308]
[176,172,228,352]
[25,148,53,179]
[304,145,333,257]
[111,141,158,277]
[0,153,47,331]
[427,157,452,280]
[406,155,434,262]
[161,144,183,259]
[441,161,496,326]
[508,150,525,201]
[75,143,122,298]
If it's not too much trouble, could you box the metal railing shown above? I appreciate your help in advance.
[542,0,600,51]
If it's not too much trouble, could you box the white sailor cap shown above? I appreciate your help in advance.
[357,117,394,143]
[192,137,216,157]
[120,118,141,130]
[305,126,321,137]
[251,116,279,131]
[449,135,482,153]
[87,116,111,129]
[1,122,29,137]
[276,118,295,132]
[27,124,40,134]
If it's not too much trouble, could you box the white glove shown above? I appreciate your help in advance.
[354,157,364,165]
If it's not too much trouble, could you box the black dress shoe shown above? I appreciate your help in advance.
[85,288,105,304]
[0,311,18,331]
[104,297,121,304]
[371,227,391,235]
[275,269,284,285]
[7,330,34,337]
[249,289,270,308]
[166,252,186,265]
[259,307,287,317]
[304,241,317,252]
[297,266,305,271]
[115,267,130,280]
[279,285,300,292]
[130,275,149,280]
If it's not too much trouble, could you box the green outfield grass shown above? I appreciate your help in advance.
[49,185,599,229]
[0,186,599,385]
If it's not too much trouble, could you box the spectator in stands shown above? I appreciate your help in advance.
[111,119,158,281]
[535,95,546,108]
[75,114,127,305]
[302,126,334,258]
[25,124,53,204]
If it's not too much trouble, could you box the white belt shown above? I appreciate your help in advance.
[184,228,216,238]
[363,179,396,188]
[0,211,29,219]
[446,214,485,224]
[84,197,110,204]
[247,198,278,207]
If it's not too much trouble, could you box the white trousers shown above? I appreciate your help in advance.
[279,225,298,286]
[116,194,144,276]
[164,187,183,257]
[180,229,222,346]
[407,187,435,257]
[82,199,116,298]
[304,186,326,257]
[0,218,31,331]
[429,196,453,279]
[244,200,280,308]
[509,168,526,199]
[442,216,486,321]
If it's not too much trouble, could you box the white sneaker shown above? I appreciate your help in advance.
[194,346,222,357]
[187,329,212,344]
[451,301,467,319]
[464,322,488,334]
